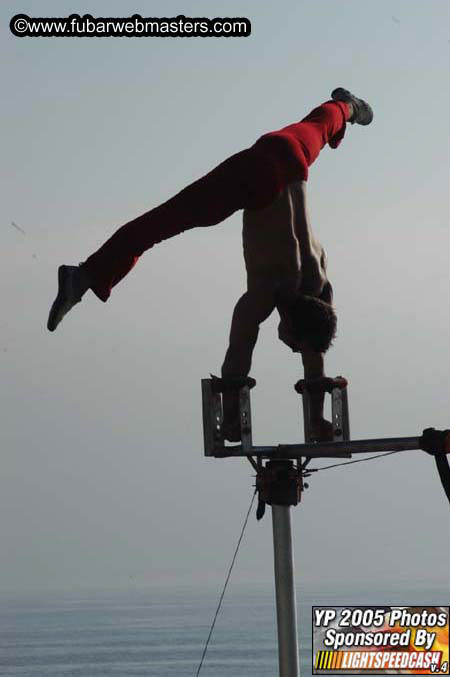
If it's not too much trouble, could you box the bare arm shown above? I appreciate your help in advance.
[221,284,276,379]
[301,345,326,420]
[300,346,333,441]
[220,284,276,441]
[288,182,334,439]
[290,181,314,261]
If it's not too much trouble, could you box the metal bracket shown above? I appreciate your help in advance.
[201,378,253,456]
[201,378,224,456]
[297,377,351,458]
[239,385,253,453]
[256,460,302,507]
[331,384,350,442]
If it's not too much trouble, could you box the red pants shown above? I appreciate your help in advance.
[84,100,349,301]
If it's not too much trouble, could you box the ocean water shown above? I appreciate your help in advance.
[0,583,447,676]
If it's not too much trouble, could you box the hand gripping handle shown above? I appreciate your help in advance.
[210,374,257,394]
[294,375,348,395]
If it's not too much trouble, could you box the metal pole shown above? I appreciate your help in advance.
[272,504,300,677]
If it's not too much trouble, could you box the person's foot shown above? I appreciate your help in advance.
[47,265,89,332]
[331,87,373,125]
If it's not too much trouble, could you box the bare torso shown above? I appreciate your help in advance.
[243,181,329,303]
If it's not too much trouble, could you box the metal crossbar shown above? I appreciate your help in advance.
[201,377,420,460]
[208,436,421,459]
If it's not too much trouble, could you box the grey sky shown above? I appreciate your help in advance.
[1,0,450,594]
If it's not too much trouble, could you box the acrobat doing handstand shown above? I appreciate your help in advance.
[219,178,339,443]
[48,88,372,434]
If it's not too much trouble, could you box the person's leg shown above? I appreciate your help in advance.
[47,145,284,331]
[297,100,351,159]
[257,100,351,183]
[258,88,372,184]
[83,146,284,302]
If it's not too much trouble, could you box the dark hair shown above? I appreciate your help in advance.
[289,293,337,353]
